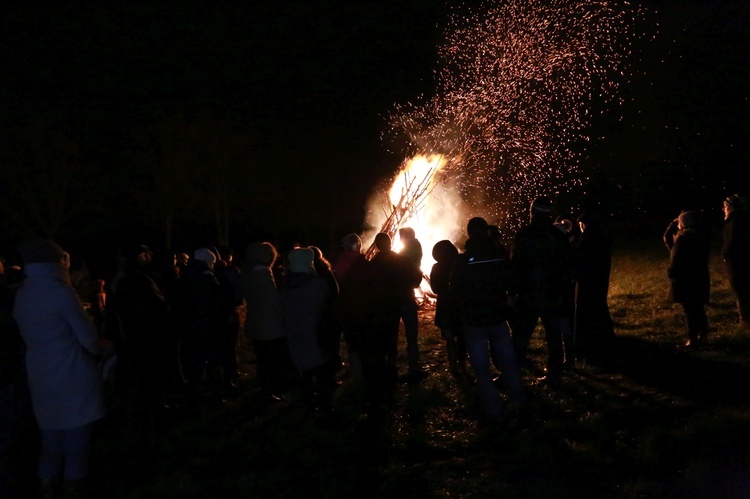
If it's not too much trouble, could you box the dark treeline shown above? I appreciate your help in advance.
[2,1,749,276]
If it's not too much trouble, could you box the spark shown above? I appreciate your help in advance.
[370,0,647,243]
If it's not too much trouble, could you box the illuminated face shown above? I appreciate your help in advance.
[723,202,732,220]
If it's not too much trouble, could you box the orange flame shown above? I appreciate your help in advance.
[366,154,468,283]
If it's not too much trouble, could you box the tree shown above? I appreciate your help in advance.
[133,112,260,248]
[0,122,107,241]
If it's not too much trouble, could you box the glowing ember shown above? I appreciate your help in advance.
[365,154,466,274]
[370,0,646,245]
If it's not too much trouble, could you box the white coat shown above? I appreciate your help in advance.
[13,263,105,429]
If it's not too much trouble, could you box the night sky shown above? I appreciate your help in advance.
[2,0,749,254]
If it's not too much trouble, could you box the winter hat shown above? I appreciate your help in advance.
[678,211,696,229]
[342,233,362,252]
[287,248,315,273]
[17,239,65,264]
[194,248,217,265]
[531,196,553,215]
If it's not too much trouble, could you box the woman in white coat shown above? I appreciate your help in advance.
[13,239,105,496]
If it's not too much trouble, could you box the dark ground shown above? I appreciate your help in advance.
[6,309,750,499]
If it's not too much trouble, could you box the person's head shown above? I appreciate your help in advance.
[121,244,152,268]
[530,196,553,220]
[467,217,488,239]
[245,242,278,267]
[724,193,745,220]
[309,246,323,261]
[431,240,458,263]
[217,245,234,264]
[398,227,416,242]
[677,211,696,230]
[176,253,190,266]
[17,239,66,266]
[286,247,316,274]
[193,248,218,269]
[553,219,572,236]
[309,245,331,270]
[576,212,592,233]
[374,233,392,252]
[342,233,362,252]
[150,248,176,269]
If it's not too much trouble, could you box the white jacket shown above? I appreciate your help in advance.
[13,263,105,429]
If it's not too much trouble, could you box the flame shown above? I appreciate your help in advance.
[367,154,468,283]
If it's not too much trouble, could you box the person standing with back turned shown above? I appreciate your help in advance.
[509,197,572,386]
[451,217,524,422]
[663,210,711,348]
[13,239,105,498]
[722,193,750,328]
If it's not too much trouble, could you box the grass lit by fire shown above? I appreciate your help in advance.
[47,239,750,497]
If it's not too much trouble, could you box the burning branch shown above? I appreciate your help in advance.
[364,157,444,260]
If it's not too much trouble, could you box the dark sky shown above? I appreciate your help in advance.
[2,2,444,161]
[2,0,749,244]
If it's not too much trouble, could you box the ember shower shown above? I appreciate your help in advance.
[365,0,644,262]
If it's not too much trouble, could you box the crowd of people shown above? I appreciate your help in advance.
[1,191,748,498]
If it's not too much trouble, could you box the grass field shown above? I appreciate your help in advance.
[12,238,750,498]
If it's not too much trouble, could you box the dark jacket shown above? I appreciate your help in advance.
[110,265,171,358]
[370,249,422,309]
[180,261,226,350]
[450,235,515,327]
[333,251,377,323]
[722,210,750,283]
[429,241,459,330]
[574,224,612,306]
[511,216,572,308]
[666,226,711,304]
[280,272,329,371]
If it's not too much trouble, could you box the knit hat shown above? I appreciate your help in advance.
[342,233,362,252]
[17,239,65,264]
[287,248,315,273]
[531,196,553,215]
[193,248,217,265]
